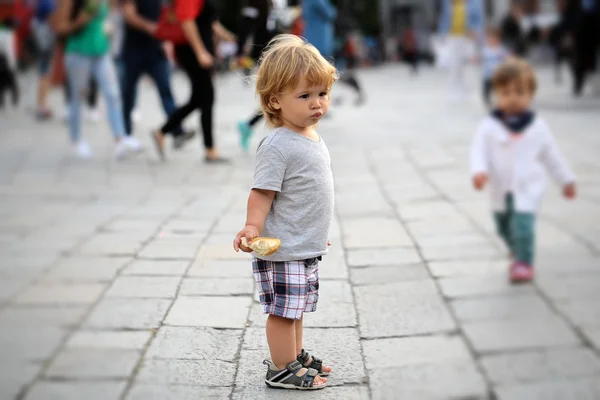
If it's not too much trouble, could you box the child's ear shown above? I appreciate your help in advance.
[269,94,281,110]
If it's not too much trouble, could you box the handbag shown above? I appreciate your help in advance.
[155,2,187,44]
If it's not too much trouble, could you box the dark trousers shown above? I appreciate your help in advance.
[494,194,536,265]
[248,111,263,127]
[572,13,600,95]
[121,47,181,136]
[160,45,214,149]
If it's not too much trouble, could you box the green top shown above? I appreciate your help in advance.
[66,2,109,56]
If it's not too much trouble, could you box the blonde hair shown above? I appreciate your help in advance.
[255,34,338,127]
[492,58,537,94]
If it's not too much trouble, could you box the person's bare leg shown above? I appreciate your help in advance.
[266,315,326,385]
[37,74,52,114]
[206,148,219,159]
[295,316,332,375]
[294,316,303,356]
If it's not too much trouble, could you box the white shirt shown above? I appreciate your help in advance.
[470,115,575,212]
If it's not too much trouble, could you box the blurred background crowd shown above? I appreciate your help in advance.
[0,0,598,156]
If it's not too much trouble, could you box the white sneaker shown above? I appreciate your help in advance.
[114,140,131,160]
[86,107,101,123]
[74,141,92,159]
[123,136,144,153]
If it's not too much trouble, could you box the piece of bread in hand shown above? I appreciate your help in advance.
[241,237,281,256]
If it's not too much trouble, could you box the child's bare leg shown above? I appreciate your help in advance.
[267,315,326,385]
[266,315,299,369]
[294,316,304,356]
[295,316,332,375]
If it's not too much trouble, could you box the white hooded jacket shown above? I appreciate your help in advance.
[470,115,575,212]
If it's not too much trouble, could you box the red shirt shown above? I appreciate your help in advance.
[175,0,205,21]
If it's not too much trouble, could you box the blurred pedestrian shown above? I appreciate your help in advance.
[120,0,193,152]
[235,0,277,152]
[563,0,600,96]
[501,1,526,57]
[480,26,511,108]
[53,0,136,159]
[548,0,572,84]
[152,0,235,162]
[438,0,485,100]
[335,30,364,105]
[470,59,576,283]
[302,0,336,59]
[31,0,57,120]
[398,24,419,74]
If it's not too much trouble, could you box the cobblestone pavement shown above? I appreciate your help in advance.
[1,64,599,400]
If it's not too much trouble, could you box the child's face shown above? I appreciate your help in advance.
[271,77,330,134]
[495,81,533,114]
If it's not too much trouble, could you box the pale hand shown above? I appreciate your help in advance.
[472,173,488,190]
[233,226,260,252]
[198,51,214,68]
[563,183,576,199]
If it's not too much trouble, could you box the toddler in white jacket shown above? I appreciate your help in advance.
[470,59,576,282]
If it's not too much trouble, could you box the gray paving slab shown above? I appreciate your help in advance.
[346,247,422,267]
[494,377,600,400]
[39,256,131,283]
[135,358,236,386]
[350,263,430,285]
[341,217,413,248]
[369,362,488,400]
[164,296,251,328]
[121,259,189,276]
[451,294,556,322]
[83,298,171,330]
[355,281,456,338]
[65,330,152,350]
[438,273,535,298]
[145,326,241,360]
[25,382,127,400]
[232,386,370,400]
[14,283,107,305]
[180,277,254,296]
[481,347,600,385]
[186,259,252,278]
[137,239,200,260]
[0,306,88,329]
[44,349,140,379]
[463,316,582,353]
[126,385,231,400]
[105,276,181,299]
[428,259,508,278]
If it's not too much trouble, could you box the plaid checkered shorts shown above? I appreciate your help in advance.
[252,257,321,320]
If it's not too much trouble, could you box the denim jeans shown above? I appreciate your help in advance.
[65,53,125,142]
[121,47,181,136]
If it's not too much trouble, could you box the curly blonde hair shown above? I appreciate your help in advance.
[255,34,338,127]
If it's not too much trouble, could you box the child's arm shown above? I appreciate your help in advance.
[234,189,276,252]
[540,127,576,199]
[470,122,489,190]
[234,142,286,252]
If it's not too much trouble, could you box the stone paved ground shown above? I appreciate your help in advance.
[1,63,600,400]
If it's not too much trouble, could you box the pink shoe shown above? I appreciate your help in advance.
[509,262,535,283]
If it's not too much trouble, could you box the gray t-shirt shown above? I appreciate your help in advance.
[252,127,335,262]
